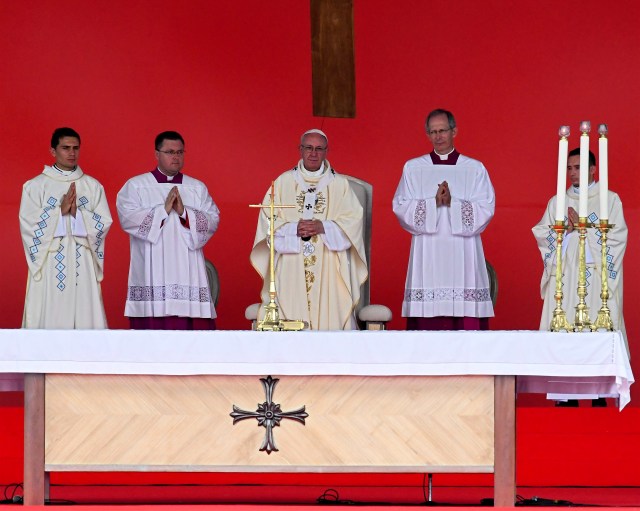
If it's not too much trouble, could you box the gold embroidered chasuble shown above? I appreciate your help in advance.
[250,168,368,330]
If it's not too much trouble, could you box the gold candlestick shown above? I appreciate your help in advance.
[591,220,615,331]
[573,218,592,331]
[550,220,573,332]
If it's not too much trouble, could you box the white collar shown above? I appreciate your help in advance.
[435,148,455,159]
[53,164,77,175]
[571,180,596,193]
[299,163,327,180]
[157,167,175,181]
[294,159,334,193]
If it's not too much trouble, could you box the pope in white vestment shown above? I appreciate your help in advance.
[532,182,628,352]
[20,165,112,328]
[117,168,220,325]
[393,150,495,322]
[250,130,368,330]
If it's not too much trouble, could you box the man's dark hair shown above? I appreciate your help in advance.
[51,127,81,148]
[568,147,596,167]
[155,131,185,150]
[425,109,456,131]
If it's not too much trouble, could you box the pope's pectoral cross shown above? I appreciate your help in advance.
[249,183,308,331]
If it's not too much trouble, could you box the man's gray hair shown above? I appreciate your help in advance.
[425,109,456,132]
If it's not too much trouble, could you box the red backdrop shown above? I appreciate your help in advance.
[1,0,638,366]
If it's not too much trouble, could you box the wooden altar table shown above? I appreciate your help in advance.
[0,329,633,507]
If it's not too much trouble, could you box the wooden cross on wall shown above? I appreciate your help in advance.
[311,0,355,118]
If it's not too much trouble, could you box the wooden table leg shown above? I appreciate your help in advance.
[494,375,516,507]
[24,373,45,505]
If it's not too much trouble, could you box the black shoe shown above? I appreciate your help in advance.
[592,398,607,407]
[555,400,579,407]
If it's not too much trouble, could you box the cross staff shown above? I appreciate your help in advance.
[249,182,307,331]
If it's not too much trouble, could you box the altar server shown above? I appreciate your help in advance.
[393,109,495,330]
[117,131,220,329]
[532,148,628,349]
[20,127,112,328]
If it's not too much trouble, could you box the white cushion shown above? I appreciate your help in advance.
[245,303,260,320]
[358,304,392,322]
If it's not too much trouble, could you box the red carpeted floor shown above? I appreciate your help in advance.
[22,483,640,507]
[1,392,639,507]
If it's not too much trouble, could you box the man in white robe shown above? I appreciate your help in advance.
[20,127,112,329]
[533,148,628,347]
[250,129,368,330]
[393,109,495,330]
[533,148,628,407]
[117,131,220,330]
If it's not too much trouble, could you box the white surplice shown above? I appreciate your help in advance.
[393,151,495,318]
[116,171,220,319]
[19,166,112,328]
[532,183,628,352]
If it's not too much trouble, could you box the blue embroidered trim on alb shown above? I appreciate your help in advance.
[28,197,57,262]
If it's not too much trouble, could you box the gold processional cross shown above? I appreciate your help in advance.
[250,183,308,331]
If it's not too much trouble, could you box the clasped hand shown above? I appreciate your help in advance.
[566,206,579,233]
[165,186,185,216]
[297,219,325,238]
[61,182,77,217]
[436,181,451,207]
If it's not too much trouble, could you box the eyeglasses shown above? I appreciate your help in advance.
[427,128,452,136]
[158,150,186,156]
[301,145,327,153]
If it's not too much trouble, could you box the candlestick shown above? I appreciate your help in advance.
[598,124,608,220]
[555,126,570,221]
[591,221,615,332]
[578,121,591,218]
[573,219,592,332]
[550,220,573,332]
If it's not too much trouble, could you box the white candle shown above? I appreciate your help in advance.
[555,126,570,221]
[578,121,591,218]
[598,124,608,221]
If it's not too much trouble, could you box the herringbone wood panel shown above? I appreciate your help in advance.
[45,374,494,471]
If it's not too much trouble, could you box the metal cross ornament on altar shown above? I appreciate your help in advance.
[230,376,309,454]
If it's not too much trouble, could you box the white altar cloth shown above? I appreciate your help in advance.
[0,329,633,409]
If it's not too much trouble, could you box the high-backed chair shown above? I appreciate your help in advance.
[245,175,392,330]
[205,259,220,307]
[344,175,392,330]
[486,259,498,307]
